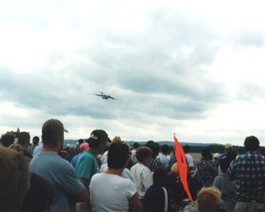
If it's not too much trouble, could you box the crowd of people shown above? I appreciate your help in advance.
[0,118,265,212]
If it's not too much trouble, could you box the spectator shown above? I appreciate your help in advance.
[227,135,265,212]
[75,129,109,211]
[184,145,194,170]
[157,144,170,169]
[143,168,168,212]
[101,136,121,165]
[17,131,32,159]
[213,158,236,212]
[131,142,140,164]
[90,142,142,212]
[30,119,91,212]
[196,187,222,212]
[130,146,153,200]
[0,146,29,211]
[0,133,15,147]
[27,136,40,157]
[195,147,217,187]
[21,173,55,212]
[146,140,162,172]
[71,142,89,168]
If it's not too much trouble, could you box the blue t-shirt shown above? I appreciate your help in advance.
[30,152,84,212]
[75,150,99,190]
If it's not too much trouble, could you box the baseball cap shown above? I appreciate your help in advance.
[224,143,233,150]
[87,129,110,145]
[80,142,89,151]
[42,119,68,136]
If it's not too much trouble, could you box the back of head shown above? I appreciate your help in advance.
[161,144,169,154]
[108,142,130,169]
[133,142,139,149]
[112,136,121,143]
[146,140,160,157]
[244,135,260,151]
[0,147,29,211]
[0,133,15,147]
[32,136,40,145]
[42,119,65,146]
[17,132,30,146]
[136,146,152,163]
[196,187,222,212]
[184,145,190,153]
[87,129,109,148]
[80,142,89,151]
[201,147,212,160]
[220,158,231,173]
[153,168,167,187]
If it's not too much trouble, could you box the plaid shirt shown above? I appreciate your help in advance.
[227,152,265,202]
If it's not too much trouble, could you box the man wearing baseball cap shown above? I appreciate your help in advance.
[30,119,91,212]
[75,129,110,211]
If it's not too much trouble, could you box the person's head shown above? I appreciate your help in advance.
[108,142,130,169]
[201,147,212,160]
[41,119,67,149]
[87,129,109,154]
[146,140,160,157]
[17,132,30,149]
[32,136,39,145]
[224,143,233,153]
[161,144,169,155]
[153,168,167,187]
[219,158,231,173]
[80,142,89,152]
[212,153,221,165]
[0,133,15,147]
[133,142,139,149]
[0,146,30,211]
[112,136,121,143]
[78,139,84,145]
[244,136,260,151]
[196,187,222,212]
[136,146,152,163]
[184,145,190,153]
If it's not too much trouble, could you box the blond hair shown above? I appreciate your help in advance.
[196,187,222,212]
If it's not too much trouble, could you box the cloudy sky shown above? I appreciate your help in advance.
[1,0,265,146]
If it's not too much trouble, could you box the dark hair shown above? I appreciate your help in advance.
[201,147,212,160]
[0,133,15,147]
[32,136,39,145]
[153,168,167,187]
[136,146,152,163]
[108,142,129,169]
[17,132,30,145]
[244,136,260,151]
[22,173,54,212]
[220,158,231,173]
[146,140,160,157]
[133,142,139,149]
[78,139,84,145]
[161,144,169,154]
[184,145,190,153]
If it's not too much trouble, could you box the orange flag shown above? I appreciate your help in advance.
[174,135,192,201]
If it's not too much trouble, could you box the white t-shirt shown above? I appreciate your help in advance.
[100,164,134,182]
[130,163,153,199]
[185,153,194,168]
[90,173,137,212]
[157,153,170,168]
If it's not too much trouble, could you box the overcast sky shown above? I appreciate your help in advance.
[1,0,265,146]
